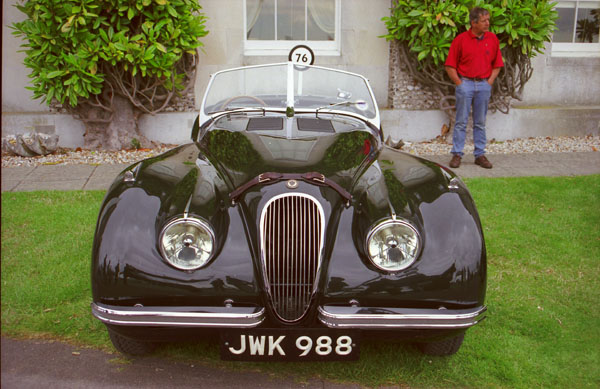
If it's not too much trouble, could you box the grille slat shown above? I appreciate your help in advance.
[261,194,323,322]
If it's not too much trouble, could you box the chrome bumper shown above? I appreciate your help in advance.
[318,306,487,329]
[91,303,265,328]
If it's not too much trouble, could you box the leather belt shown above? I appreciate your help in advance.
[229,172,352,204]
[460,76,488,82]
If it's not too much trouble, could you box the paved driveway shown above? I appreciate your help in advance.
[1,337,357,389]
[3,152,600,192]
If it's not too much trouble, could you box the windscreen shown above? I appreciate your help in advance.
[202,63,377,119]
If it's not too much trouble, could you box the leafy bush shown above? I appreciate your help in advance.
[11,0,208,149]
[382,0,557,65]
[204,130,263,172]
[381,0,558,115]
[12,0,208,108]
[323,131,372,173]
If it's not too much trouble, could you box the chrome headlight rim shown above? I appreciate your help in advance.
[365,218,422,272]
[159,216,215,271]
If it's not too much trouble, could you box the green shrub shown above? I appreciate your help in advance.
[382,0,558,66]
[381,0,558,115]
[12,0,208,108]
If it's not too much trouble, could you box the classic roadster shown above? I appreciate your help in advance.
[91,62,486,360]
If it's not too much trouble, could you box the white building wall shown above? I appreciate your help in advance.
[518,46,600,106]
[2,0,51,113]
[195,0,391,108]
[2,0,599,146]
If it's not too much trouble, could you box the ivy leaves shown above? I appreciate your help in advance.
[382,0,469,65]
[489,0,558,54]
[382,0,558,66]
[12,0,208,107]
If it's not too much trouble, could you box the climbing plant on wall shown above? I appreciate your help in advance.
[12,0,208,150]
[382,0,557,118]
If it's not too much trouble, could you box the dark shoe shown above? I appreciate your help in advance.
[475,155,493,169]
[449,154,461,168]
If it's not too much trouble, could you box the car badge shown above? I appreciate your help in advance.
[286,180,298,189]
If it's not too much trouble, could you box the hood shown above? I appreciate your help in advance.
[126,129,377,223]
[128,128,455,225]
[197,129,378,192]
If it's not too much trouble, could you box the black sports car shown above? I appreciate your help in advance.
[91,62,486,360]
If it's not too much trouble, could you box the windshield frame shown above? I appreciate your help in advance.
[199,62,380,130]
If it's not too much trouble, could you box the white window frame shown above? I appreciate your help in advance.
[552,1,600,57]
[243,0,341,56]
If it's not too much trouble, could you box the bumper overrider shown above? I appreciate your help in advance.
[92,303,486,329]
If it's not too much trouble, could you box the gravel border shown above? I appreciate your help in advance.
[2,136,599,168]
[402,135,600,156]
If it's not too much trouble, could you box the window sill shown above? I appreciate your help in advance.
[546,54,600,67]
[550,42,600,58]
[244,48,341,57]
[550,51,600,58]
[244,40,341,57]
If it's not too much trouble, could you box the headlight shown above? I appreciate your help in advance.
[366,219,421,271]
[159,217,215,270]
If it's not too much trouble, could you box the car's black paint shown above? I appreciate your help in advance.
[92,119,485,325]
[92,62,488,358]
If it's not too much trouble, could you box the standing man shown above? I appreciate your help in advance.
[445,7,503,169]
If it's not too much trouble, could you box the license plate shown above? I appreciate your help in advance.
[220,329,360,361]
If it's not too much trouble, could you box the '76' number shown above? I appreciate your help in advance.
[296,335,353,356]
[295,53,309,63]
[289,45,314,65]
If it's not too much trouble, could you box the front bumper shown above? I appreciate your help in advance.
[91,303,265,328]
[92,303,485,330]
[318,306,487,329]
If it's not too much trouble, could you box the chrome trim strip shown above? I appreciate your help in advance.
[207,108,380,134]
[91,303,265,328]
[318,306,487,329]
[183,195,193,219]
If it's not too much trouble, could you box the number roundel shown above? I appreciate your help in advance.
[288,45,315,66]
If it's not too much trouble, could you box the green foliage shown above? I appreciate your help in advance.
[382,169,407,210]
[1,191,108,347]
[204,130,263,172]
[11,0,208,106]
[322,131,372,172]
[130,137,141,149]
[382,0,558,65]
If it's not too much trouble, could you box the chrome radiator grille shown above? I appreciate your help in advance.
[260,194,324,322]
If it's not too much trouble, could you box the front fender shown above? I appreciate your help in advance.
[320,148,486,309]
[91,149,262,308]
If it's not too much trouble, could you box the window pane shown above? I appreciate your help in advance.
[554,7,576,42]
[277,0,305,40]
[247,0,275,40]
[307,0,335,41]
[575,7,600,43]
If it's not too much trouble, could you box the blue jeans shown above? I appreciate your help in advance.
[451,79,492,158]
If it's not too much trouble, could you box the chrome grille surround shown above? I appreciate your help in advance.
[260,193,325,322]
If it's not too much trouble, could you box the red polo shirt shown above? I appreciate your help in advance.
[445,29,504,78]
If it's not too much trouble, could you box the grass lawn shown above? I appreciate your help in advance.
[2,176,599,387]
